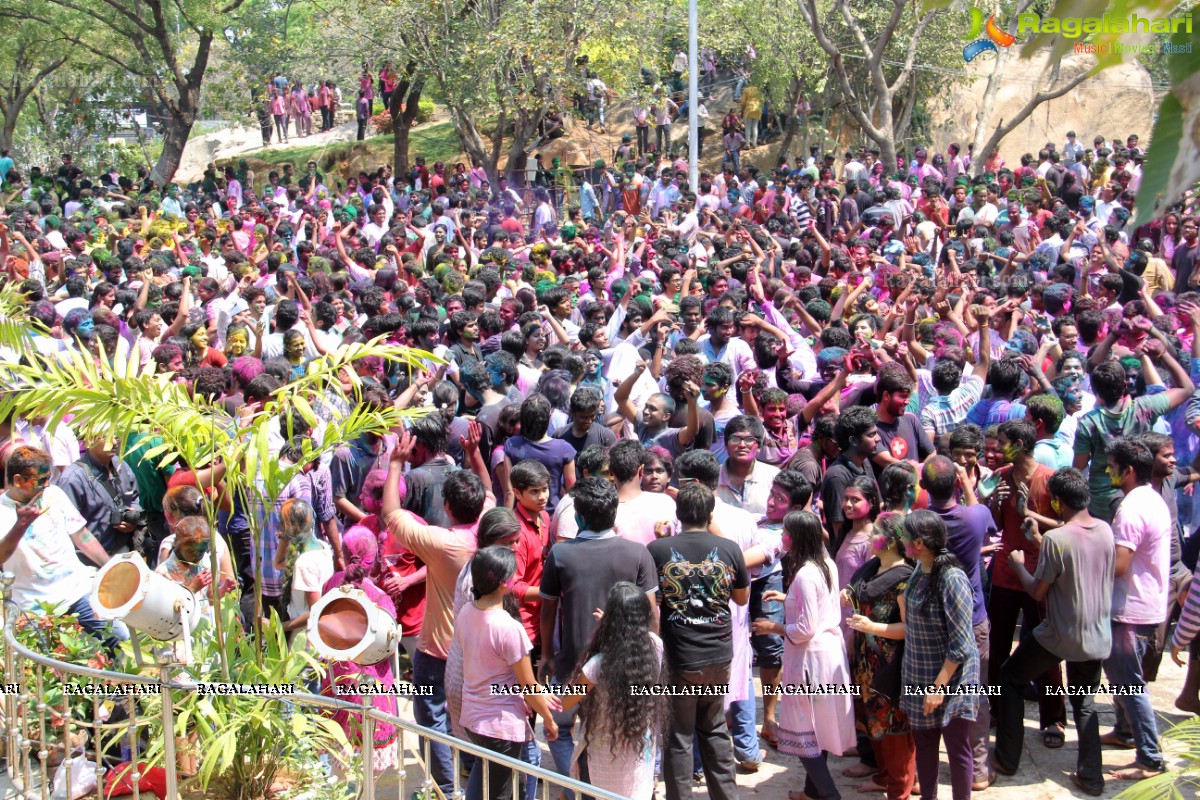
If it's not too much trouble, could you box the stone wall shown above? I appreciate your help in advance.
[929,53,1156,163]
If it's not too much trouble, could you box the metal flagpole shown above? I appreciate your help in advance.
[687,0,699,194]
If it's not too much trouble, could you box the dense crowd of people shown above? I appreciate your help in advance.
[0,122,1197,800]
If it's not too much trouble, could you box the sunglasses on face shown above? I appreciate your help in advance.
[20,473,50,489]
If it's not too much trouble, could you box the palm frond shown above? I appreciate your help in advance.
[0,346,232,465]
[0,280,42,356]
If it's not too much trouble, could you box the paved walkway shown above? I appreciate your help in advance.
[1,659,1192,800]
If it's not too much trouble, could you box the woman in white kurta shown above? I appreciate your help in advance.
[562,582,666,800]
[755,510,855,800]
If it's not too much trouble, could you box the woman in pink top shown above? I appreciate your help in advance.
[270,90,287,142]
[290,85,309,138]
[359,67,375,116]
[836,476,881,590]
[468,157,487,189]
[380,61,398,107]
[320,526,399,775]
[454,546,559,800]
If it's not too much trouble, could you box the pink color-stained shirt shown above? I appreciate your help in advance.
[1112,483,1172,626]
[614,491,678,546]
[455,603,534,742]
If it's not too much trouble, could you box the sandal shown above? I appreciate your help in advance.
[760,719,779,749]
[1042,724,1066,749]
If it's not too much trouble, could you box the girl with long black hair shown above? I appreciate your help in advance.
[837,475,881,591]
[560,581,666,800]
[756,510,855,800]
[897,510,979,800]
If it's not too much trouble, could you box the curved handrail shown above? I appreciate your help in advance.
[1,601,630,800]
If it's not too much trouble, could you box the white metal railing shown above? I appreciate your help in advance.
[0,574,628,800]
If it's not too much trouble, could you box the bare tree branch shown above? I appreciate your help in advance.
[974,64,1094,175]
[889,10,941,96]
[871,0,907,61]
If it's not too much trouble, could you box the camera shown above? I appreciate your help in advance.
[110,506,146,529]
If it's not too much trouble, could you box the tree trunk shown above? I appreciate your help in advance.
[875,103,897,179]
[390,88,423,178]
[390,63,424,178]
[776,77,802,165]
[393,117,413,178]
[894,78,919,148]
[447,102,499,186]
[972,62,1092,178]
[970,0,1034,175]
[968,38,1014,174]
[504,112,541,185]
[150,108,195,187]
[0,110,17,154]
[148,31,214,186]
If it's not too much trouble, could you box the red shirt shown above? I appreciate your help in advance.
[500,216,525,238]
[512,503,550,645]
[374,512,426,635]
[989,464,1055,592]
[621,188,642,216]
[920,197,949,229]
[199,348,227,368]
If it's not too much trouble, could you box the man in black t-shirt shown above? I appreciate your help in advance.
[539,478,658,795]
[552,387,616,455]
[1172,216,1199,290]
[820,406,880,550]
[648,483,749,800]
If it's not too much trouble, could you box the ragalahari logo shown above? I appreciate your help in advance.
[963,7,1016,62]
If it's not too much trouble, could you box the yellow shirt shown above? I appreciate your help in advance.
[740,86,763,120]
[1143,257,1175,294]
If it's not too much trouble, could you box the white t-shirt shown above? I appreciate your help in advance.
[0,486,95,610]
[261,325,321,361]
[13,419,80,473]
[289,542,335,620]
[54,297,88,318]
[360,221,388,248]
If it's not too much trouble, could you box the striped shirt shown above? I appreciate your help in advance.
[920,376,984,436]
[1173,567,1200,650]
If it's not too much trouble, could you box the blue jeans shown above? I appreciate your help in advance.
[1103,622,1164,771]
[68,595,129,654]
[412,649,455,790]
[750,573,784,668]
[694,677,759,771]
[545,699,579,800]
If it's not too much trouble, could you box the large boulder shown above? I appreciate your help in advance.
[929,53,1155,162]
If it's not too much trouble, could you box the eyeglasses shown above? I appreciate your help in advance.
[20,473,50,489]
[728,435,758,446]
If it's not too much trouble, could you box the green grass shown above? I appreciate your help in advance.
[247,121,464,171]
